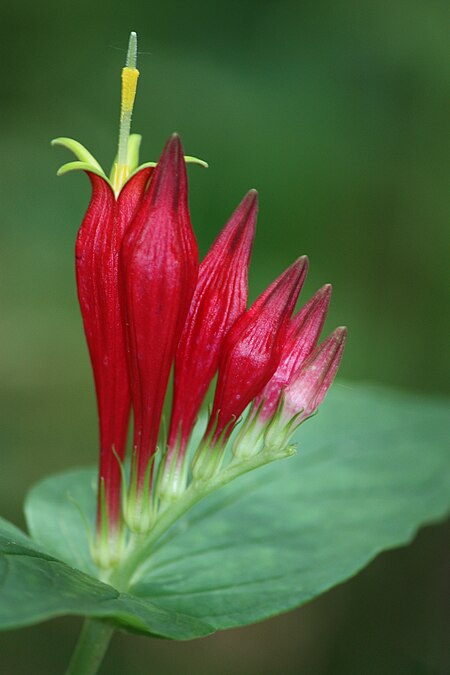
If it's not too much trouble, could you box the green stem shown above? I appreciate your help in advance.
[108,445,294,591]
[65,619,114,675]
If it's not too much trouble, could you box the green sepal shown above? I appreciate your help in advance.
[124,450,159,534]
[194,444,226,482]
[154,437,189,506]
[232,400,265,459]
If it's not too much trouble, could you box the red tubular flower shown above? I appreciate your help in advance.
[205,256,309,446]
[121,134,198,496]
[283,326,347,423]
[254,284,332,422]
[167,190,258,455]
[75,167,152,535]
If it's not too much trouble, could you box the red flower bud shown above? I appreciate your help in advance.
[76,167,152,532]
[168,190,258,453]
[121,135,198,492]
[283,326,347,422]
[255,284,332,422]
[207,256,309,444]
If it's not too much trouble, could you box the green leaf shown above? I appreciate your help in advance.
[0,521,212,638]
[25,467,98,576]
[0,516,42,550]
[21,383,450,636]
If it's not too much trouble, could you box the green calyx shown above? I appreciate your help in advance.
[232,400,266,459]
[232,397,308,459]
[90,410,298,576]
[90,478,126,569]
[154,441,189,506]
[191,417,237,482]
[123,450,158,534]
[51,135,208,197]
[105,442,296,590]
[191,440,226,483]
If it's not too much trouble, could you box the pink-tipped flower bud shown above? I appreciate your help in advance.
[283,327,347,420]
[262,326,347,453]
[255,284,332,423]
[283,326,347,422]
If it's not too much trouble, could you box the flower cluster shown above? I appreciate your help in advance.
[55,34,346,568]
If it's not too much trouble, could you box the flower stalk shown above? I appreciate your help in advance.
[64,619,114,675]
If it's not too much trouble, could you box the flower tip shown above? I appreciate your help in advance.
[244,189,259,215]
[164,133,184,165]
[272,256,309,301]
[220,190,259,245]
[334,326,348,340]
[296,254,309,267]
[241,188,259,215]
[294,255,309,277]
[325,326,347,357]
[310,283,332,308]
[149,133,186,202]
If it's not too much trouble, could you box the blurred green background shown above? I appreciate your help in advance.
[0,0,449,673]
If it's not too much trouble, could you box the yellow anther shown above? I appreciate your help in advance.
[121,66,140,117]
